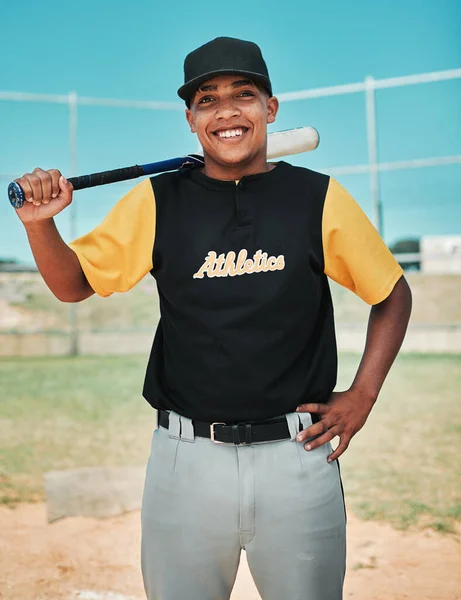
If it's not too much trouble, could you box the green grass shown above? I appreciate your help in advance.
[0,353,460,534]
[337,353,461,533]
[0,355,154,505]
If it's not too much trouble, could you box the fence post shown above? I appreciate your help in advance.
[68,91,79,356]
[365,76,383,237]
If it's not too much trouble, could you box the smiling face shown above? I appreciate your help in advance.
[185,74,279,180]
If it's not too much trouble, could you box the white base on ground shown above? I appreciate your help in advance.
[75,592,141,600]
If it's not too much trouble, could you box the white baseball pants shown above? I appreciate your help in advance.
[141,410,346,599]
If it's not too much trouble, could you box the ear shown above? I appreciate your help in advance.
[185,109,197,133]
[266,96,279,125]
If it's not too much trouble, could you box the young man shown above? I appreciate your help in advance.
[14,37,412,600]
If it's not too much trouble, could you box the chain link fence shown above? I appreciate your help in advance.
[1,68,460,355]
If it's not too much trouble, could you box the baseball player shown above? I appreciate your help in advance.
[14,37,412,600]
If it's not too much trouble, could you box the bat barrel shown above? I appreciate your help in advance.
[267,126,319,159]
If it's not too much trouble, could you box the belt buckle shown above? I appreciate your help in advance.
[210,422,225,444]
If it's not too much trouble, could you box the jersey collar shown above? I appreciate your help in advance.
[187,161,289,191]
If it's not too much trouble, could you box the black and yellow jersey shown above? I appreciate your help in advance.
[70,162,403,423]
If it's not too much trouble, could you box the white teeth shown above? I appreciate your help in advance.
[217,128,244,138]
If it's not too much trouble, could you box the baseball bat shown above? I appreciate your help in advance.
[8,126,319,209]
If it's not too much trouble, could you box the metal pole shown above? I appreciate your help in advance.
[365,76,383,237]
[68,91,79,356]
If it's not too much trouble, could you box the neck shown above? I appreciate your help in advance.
[202,153,273,181]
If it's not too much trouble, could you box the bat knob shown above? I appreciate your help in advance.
[8,182,25,209]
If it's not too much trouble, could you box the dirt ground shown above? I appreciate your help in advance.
[1,504,460,600]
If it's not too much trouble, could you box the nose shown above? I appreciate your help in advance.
[215,97,241,120]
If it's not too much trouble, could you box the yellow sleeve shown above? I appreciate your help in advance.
[322,177,403,305]
[68,178,155,297]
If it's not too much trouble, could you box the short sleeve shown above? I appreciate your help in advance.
[68,178,156,297]
[322,177,403,305]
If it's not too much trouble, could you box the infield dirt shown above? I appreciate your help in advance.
[1,503,460,600]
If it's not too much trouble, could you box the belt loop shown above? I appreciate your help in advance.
[297,411,313,431]
[168,411,181,440]
[286,412,303,441]
[245,424,252,445]
[179,415,195,443]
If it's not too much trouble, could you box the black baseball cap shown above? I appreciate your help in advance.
[178,37,273,107]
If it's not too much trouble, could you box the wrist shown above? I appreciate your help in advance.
[22,217,55,231]
[349,383,379,407]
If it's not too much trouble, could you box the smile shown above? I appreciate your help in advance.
[213,127,249,139]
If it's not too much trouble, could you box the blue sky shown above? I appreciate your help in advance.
[1,0,460,263]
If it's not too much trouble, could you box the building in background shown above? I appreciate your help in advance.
[421,235,461,274]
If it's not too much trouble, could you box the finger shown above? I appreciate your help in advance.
[296,403,329,415]
[34,168,53,204]
[327,438,350,462]
[48,169,61,198]
[15,176,34,203]
[303,427,338,452]
[26,173,44,205]
[296,420,329,443]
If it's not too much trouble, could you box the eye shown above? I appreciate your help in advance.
[237,90,255,98]
[198,96,214,105]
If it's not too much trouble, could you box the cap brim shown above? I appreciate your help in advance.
[177,70,272,104]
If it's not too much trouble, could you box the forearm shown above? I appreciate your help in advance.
[296,276,412,460]
[24,219,94,302]
[350,275,412,403]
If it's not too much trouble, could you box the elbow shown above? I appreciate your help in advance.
[53,284,94,303]
[57,294,88,303]
[54,292,87,303]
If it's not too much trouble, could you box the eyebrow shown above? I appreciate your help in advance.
[197,79,256,93]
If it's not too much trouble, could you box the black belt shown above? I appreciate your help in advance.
[158,410,293,445]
